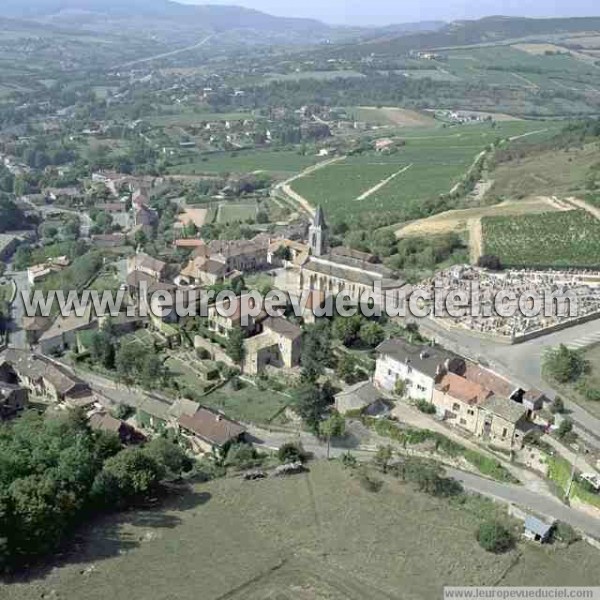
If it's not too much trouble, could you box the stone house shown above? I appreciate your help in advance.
[38,308,98,355]
[0,349,92,404]
[206,294,266,338]
[127,252,167,281]
[432,372,493,434]
[476,395,530,450]
[335,380,383,415]
[242,316,302,375]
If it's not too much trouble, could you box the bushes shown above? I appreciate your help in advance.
[278,442,308,464]
[554,521,580,546]
[415,399,436,414]
[476,520,515,553]
[543,345,588,384]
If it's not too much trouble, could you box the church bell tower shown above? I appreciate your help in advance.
[309,206,328,257]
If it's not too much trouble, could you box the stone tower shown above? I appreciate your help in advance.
[309,206,328,257]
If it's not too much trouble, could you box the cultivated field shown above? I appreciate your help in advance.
[168,149,321,176]
[3,461,599,600]
[289,121,555,222]
[481,210,600,269]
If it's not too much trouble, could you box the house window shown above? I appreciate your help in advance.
[460,418,467,425]
[502,428,508,438]
[467,409,474,416]
[388,369,393,376]
[452,403,461,412]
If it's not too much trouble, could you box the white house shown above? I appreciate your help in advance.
[374,338,463,401]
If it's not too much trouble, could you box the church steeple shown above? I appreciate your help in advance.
[309,206,328,257]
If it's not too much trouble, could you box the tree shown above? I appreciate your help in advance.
[476,521,515,553]
[359,321,385,348]
[143,438,193,477]
[319,412,346,459]
[557,418,574,440]
[544,345,588,384]
[550,397,565,414]
[89,330,115,370]
[301,321,332,383]
[373,445,393,474]
[336,353,357,384]
[333,315,363,347]
[294,382,333,432]
[226,326,245,365]
[115,342,141,385]
[92,448,163,506]
[134,229,148,249]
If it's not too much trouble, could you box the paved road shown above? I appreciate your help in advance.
[448,467,600,539]
[7,269,30,350]
[112,35,213,69]
[248,425,600,539]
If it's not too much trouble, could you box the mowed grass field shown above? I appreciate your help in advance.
[4,461,600,600]
[482,210,600,269]
[168,149,321,176]
[216,202,258,224]
[290,121,556,221]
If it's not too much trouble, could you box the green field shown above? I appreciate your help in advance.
[168,149,321,176]
[3,461,599,600]
[482,210,600,269]
[200,380,291,424]
[217,202,258,224]
[290,121,556,222]
[265,70,365,82]
[146,111,253,127]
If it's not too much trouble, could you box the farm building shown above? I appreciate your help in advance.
[523,515,555,543]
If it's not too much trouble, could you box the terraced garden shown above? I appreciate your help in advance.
[482,210,600,269]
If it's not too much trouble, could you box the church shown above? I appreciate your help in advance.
[275,207,407,307]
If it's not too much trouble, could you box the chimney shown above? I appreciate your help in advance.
[420,350,429,360]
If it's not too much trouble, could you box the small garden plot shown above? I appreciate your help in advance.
[481,210,600,269]
[201,381,291,425]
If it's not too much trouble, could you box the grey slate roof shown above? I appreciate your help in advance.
[376,339,457,379]
[525,515,554,537]
[479,395,527,424]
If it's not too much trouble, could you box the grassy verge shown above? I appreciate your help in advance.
[364,418,518,483]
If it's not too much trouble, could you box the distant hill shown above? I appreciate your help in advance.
[0,0,330,33]
[330,15,600,56]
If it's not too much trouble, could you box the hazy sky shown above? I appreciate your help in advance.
[181,0,600,25]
